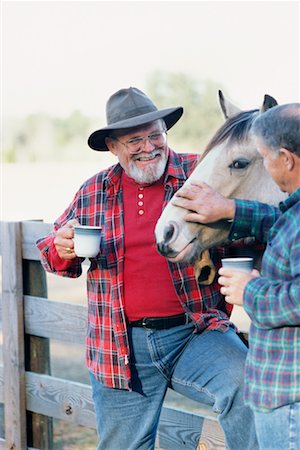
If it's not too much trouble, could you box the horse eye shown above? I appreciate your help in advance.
[229,159,250,169]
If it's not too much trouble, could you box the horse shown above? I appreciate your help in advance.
[155,91,287,284]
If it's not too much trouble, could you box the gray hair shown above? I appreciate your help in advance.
[251,103,300,157]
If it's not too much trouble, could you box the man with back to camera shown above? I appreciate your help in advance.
[36,87,258,449]
[173,102,300,449]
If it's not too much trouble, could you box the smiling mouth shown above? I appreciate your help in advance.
[133,150,161,162]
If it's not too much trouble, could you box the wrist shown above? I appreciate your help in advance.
[225,199,236,219]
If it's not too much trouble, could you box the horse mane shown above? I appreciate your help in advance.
[200,109,259,161]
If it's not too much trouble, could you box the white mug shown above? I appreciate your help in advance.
[73,225,102,258]
[221,257,254,273]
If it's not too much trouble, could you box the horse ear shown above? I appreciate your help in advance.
[218,90,241,119]
[261,94,278,112]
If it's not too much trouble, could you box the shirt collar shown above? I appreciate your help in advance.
[164,148,195,182]
[279,186,300,212]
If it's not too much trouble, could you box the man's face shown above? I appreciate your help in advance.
[106,120,168,184]
[255,137,287,192]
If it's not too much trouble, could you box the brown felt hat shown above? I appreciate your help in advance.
[88,87,184,151]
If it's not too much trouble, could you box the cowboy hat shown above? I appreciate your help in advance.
[88,87,184,151]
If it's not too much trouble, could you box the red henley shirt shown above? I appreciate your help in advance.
[122,172,184,321]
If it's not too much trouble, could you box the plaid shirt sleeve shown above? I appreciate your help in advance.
[228,199,280,243]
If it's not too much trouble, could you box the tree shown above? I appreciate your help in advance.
[146,71,225,153]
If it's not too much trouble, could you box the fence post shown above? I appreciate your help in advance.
[2,221,27,449]
[23,257,53,450]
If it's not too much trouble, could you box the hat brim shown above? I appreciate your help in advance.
[88,106,183,151]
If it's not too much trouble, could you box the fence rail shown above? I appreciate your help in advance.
[0,220,226,450]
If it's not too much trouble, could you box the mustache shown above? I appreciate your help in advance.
[132,149,162,161]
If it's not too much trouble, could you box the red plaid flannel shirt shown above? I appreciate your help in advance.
[37,149,233,390]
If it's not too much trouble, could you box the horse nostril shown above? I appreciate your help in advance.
[157,242,166,255]
[163,223,175,244]
[156,242,178,258]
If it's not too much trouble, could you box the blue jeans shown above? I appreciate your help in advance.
[254,402,300,449]
[90,323,258,450]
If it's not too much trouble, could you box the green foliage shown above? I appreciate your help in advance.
[3,112,97,162]
[146,71,225,153]
[3,72,226,162]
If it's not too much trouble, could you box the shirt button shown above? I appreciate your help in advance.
[138,193,144,199]
[138,201,143,206]
[138,210,144,215]
[139,187,144,191]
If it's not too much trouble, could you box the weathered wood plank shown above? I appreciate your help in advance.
[197,417,226,450]
[25,372,96,428]
[158,407,203,450]
[0,438,38,450]
[0,366,4,403]
[2,221,27,449]
[23,260,53,450]
[21,221,53,261]
[157,406,225,450]
[25,372,224,449]
[0,220,52,260]
[24,296,87,344]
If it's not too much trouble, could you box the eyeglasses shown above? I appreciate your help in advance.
[112,130,167,154]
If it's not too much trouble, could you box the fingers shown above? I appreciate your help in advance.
[65,218,80,228]
[61,245,76,259]
[252,269,261,277]
[54,236,74,248]
[54,219,79,260]
[218,269,234,296]
[54,237,76,260]
[183,212,207,224]
[218,267,234,277]
[175,181,210,198]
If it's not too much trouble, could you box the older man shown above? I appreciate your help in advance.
[37,87,258,450]
[173,102,300,449]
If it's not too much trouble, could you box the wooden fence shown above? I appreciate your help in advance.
[0,220,226,450]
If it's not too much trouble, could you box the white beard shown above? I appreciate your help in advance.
[127,150,168,184]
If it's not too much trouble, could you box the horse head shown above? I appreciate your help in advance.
[155,91,287,282]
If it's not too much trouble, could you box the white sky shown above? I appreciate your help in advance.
[2,0,299,119]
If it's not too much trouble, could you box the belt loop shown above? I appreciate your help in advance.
[185,313,189,324]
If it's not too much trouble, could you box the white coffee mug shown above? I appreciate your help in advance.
[73,225,102,258]
[221,257,254,273]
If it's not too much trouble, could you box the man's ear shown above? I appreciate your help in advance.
[280,148,295,170]
[105,137,118,155]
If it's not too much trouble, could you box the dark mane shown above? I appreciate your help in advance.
[200,109,259,160]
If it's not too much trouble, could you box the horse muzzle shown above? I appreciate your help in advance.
[156,241,179,258]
